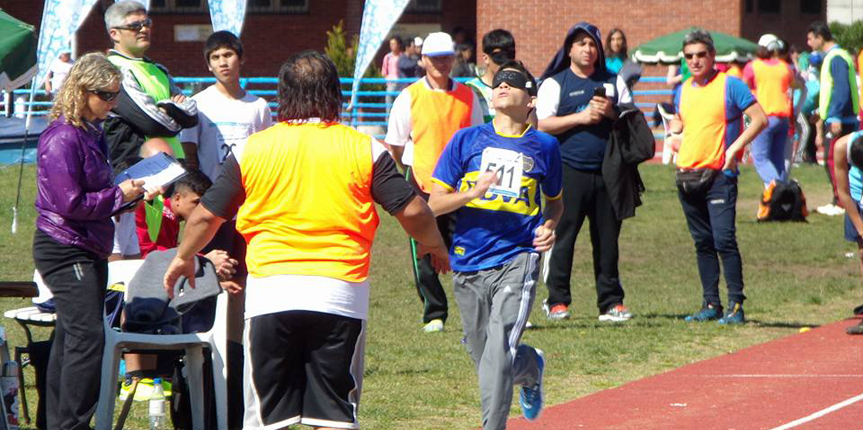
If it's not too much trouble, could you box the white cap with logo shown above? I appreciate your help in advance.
[421,32,455,57]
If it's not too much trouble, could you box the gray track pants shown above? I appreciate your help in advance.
[454,252,543,430]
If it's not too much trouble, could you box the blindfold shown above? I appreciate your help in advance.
[492,70,537,96]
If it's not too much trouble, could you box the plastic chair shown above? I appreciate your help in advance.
[94,259,229,430]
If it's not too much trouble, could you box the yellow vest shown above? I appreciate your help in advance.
[752,59,792,117]
[407,80,474,192]
[819,47,860,119]
[236,122,380,282]
[678,72,729,170]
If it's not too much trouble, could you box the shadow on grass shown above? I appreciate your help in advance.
[746,320,822,329]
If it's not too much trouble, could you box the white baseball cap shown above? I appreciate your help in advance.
[758,34,783,51]
[414,36,424,47]
[421,32,455,57]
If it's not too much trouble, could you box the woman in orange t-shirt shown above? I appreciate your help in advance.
[744,35,802,185]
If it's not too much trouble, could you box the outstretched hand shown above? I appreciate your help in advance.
[163,255,196,299]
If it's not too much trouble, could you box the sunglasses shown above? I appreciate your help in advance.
[113,18,152,33]
[684,51,709,60]
[89,89,120,102]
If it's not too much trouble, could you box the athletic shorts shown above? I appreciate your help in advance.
[845,203,863,242]
[243,310,365,430]
[112,212,139,256]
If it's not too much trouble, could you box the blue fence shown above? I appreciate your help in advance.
[4,75,672,122]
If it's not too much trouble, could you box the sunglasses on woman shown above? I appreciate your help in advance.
[89,89,120,102]
[113,18,152,33]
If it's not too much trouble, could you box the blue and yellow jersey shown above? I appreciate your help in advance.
[432,122,562,272]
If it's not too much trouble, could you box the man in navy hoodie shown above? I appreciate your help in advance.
[536,22,633,322]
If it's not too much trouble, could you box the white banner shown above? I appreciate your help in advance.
[349,0,411,110]
[34,0,100,87]
[208,0,246,36]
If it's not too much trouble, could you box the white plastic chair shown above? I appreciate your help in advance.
[94,259,229,430]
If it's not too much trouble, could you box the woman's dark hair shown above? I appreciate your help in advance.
[605,28,628,58]
[808,21,833,41]
[277,50,342,123]
[204,30,243,61]
[389,35,404,51]
[756,46,772,59]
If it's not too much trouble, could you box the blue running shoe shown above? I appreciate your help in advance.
[520,349,545,421]
[717,302,745,325]
[684,304,722,322]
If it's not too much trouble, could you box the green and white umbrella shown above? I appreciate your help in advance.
[0,9,37,92]
[632,27,758,63]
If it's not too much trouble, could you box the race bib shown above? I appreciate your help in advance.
[479,147,523,198]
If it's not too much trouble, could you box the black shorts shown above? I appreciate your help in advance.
[243,310,365,429]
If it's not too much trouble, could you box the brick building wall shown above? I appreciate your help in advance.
[476,0,745,78]
[2,0,476,78]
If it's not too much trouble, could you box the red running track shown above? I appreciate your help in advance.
[505,317,863,430]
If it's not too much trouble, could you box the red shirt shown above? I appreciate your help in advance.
[135,197,180,258]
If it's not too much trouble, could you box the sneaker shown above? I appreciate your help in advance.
[543,299,570,320]
[717,302,746,325]
[846,321,863,335]
[598,304,632,322]
[684,304,723,322]
[519,349,545,421]
[423,318,444,333]
[816,203,845,216]
[118,378,172,402]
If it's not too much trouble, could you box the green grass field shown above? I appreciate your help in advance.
[0,162,860,429]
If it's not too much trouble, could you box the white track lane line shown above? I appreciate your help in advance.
[767,392,863,430]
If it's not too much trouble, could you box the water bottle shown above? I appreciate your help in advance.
[148,378,166,430]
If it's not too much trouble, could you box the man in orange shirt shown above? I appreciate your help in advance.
[672,29,766,325]
[164,51,448,430]
[386,31,484,333]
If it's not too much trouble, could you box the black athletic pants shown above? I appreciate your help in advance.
[407,167,454,323]
[545,166,625,314]
[32,230,107,430]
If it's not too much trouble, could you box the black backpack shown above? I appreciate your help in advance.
[757,180,808,222]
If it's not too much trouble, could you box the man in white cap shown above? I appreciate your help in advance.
[43,48,73,97]
[386,31,484,333]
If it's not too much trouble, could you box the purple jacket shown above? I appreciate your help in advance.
[35,118,125,257]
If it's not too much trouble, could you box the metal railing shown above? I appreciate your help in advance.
[3,75,674,128]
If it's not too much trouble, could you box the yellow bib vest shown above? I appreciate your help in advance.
[819,47,860,119]
[237,122,380,282]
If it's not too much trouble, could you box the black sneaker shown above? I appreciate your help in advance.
[846,321,863,335]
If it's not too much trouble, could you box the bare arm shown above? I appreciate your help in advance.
[427,171,497,216]
[723,102,767,171]
[163,204,226,297]
[666,65,683,86]
[393,195,450,273]
[533,197,563,252]
[537,96,605,135]
[387,144,406,172]
[835,136,863,234]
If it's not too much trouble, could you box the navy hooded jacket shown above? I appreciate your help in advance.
[538,22,623,171]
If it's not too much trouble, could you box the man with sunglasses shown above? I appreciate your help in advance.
[466,29,516,123]
[536,22,634,323]
[429,61,562,429]
[102,0,198,262]
[385,31,484,333]
[671,29,767,325]
[831,131,863,334]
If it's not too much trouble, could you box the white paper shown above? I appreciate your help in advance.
[114,152,187,194]
[478,147,523,198]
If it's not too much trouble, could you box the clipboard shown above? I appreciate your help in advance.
[112,152,187,215]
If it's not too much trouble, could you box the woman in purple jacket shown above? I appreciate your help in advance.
[32,52,147,430]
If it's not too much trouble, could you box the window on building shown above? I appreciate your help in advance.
[407,0,442,13]
[801,0,821,14]
[247,0,309,13]
[758,0,780,13]
[149,0,206,12]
